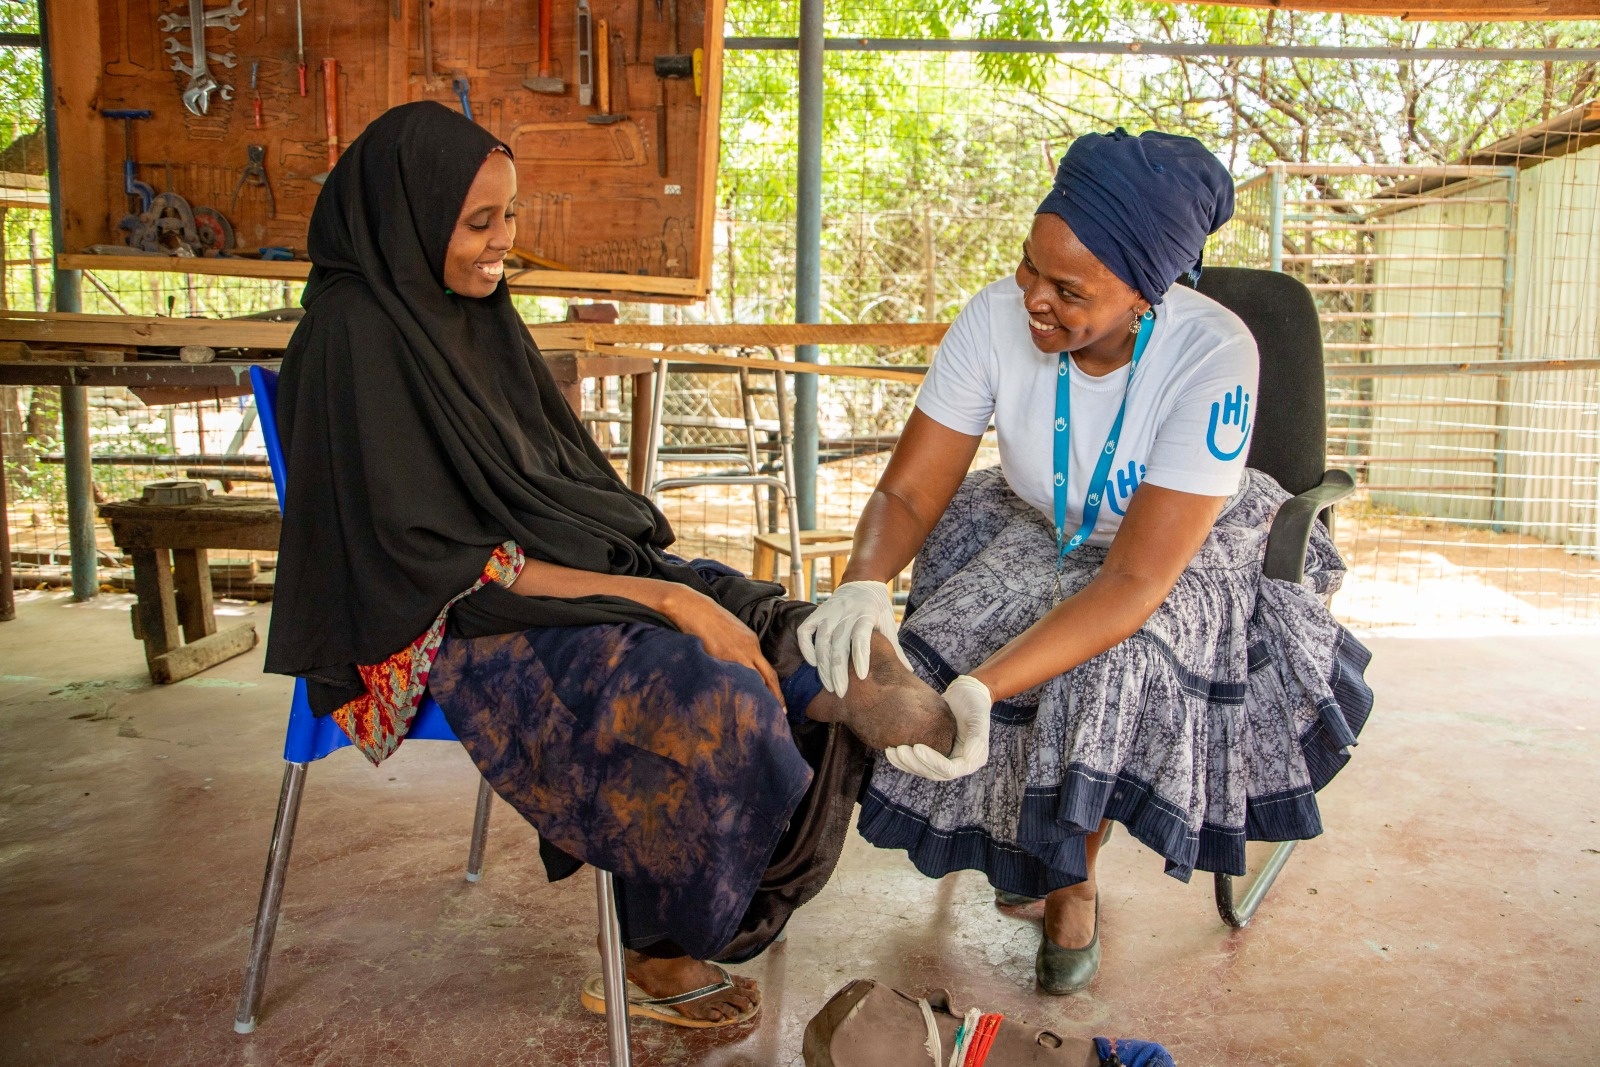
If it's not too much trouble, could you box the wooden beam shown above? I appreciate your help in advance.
[574,323,951,346]
[584,344,930,383]
[55,254,708,299]
[0,313,953,353]
[1186,0,1600,19]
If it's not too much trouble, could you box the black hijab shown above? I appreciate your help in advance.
[265,101,712,709]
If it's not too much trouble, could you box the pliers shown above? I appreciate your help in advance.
[231,144,275,219]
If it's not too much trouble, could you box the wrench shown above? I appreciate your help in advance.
[181,0,222,115]
[170,55,238,97]
[158,0,245,33]
[164,36,236,68]
[171,56,240,79]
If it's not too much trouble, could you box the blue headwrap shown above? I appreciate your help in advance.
[1036,128,1234,306]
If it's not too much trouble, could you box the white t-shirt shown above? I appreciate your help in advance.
[916,279,1260,547]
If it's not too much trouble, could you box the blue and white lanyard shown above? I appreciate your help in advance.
[1053,309,1153,563]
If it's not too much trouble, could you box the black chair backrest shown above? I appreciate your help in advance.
[1187,267,1328,497]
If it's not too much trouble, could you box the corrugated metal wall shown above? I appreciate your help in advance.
[1364,149,1600,557]
[1502,145,1600,559]
[1367,186,1511,526]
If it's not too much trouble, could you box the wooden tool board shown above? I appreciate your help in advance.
[47,0,724,301]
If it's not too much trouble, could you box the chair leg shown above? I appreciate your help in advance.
[1215,839,1298,929]
[234,761,309,1034]
[594,868,634,1066]
[465,776,493,883]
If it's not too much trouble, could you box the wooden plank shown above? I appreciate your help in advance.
[100,498,283,552]
[0,170,49,211]
[48,0,106,273]
[629,370,653,494]
[171,547,216,644]
[1193,0,1593,16]
[0,363,273,388]
[586,344,930,383]
[545,352,661,382]
[1325,358,1600,377]
[577,323,952,346]
[693,0,729,298]
[129,548,181,663]
[56,255,708,298]
[0,314,953,353]
[149,623,259,684]
[100,521,281,556]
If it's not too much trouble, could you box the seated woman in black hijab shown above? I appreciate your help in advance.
[265,102,958,1028]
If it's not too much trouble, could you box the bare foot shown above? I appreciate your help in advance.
[1043,882,1097,950]
[622,949,760,1024]
[794,631,957,754]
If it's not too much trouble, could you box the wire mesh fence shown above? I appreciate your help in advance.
[4,1,1599,630]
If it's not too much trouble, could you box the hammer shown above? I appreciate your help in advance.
[652,53,692,178]
[522,0,564,94]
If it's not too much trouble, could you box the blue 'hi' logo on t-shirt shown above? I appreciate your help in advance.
[1104,459,1146,517]
[1206,386,1253,461]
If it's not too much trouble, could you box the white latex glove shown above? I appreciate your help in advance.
[884,675,992,781]
[796,580,912,696]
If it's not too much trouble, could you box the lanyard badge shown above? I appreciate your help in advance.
[1051,309,1154,598]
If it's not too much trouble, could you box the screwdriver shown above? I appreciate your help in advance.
[296,0,307,96]
[251,60,262,128]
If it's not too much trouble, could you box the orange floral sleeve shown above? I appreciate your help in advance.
[333,541,525,764]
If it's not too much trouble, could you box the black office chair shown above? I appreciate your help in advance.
[1187,266,1356,928]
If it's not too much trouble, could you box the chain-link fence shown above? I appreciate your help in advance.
[5,0,1599,628]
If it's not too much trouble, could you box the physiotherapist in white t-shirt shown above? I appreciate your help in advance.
[799,130,1372,998]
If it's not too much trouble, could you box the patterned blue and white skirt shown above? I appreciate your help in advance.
[857,466,1373,896]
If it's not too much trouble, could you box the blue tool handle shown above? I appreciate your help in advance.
[452,78,473,122]
[101,109,153,119]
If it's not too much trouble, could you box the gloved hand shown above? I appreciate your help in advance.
[884,674,991,781]
[796,580,912,696]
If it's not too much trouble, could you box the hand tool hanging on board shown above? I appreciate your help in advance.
[232,144,275,218]
[250,59,262,127]
[576,0,593,106]
[101,109,155,216]
[453,76,474,121]
[158,0,245,32]
[668,0,678,53]
[652,53,691,178]
[586,19,622,124]
[165,36,236,69]
[633,0,644,63]
[312,58,340,185]
[522,0,564,94]
[296,0,307,96]
[418,0,449,88]
[177,0,236,115]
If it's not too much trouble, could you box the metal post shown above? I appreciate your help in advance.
[39,0,95,600]
[0,420,13,621]
[1490,168,1518,534]
[235,761,309,1033]
[793,0,824,529]
[1267,164,1285,273]
[594,868,634,1065]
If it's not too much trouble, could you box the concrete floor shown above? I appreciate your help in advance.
[1,591,1596,1066]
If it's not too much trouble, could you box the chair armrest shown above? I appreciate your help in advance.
[1263,469,1356,584]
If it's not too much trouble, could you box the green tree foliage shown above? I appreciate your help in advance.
[717,0,1599,339]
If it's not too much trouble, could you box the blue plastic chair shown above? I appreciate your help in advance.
[235,366,634,1063]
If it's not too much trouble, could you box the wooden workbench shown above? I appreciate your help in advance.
[98,494,281,683]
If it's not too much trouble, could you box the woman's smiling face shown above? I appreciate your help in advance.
[443,150,517,298]
[1015,212,1147,356]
